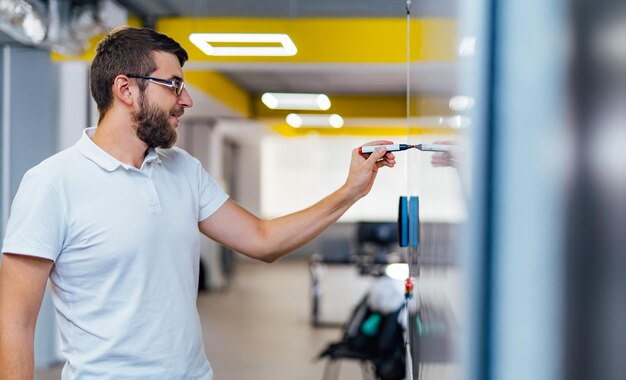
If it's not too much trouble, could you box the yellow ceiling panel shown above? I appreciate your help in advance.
[157,17,456,63]
[254,95,452,119]
[51,17,458,136]
[185,71,251,117]
[269,122,459,137]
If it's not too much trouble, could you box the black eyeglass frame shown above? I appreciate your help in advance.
[126,74,186,96]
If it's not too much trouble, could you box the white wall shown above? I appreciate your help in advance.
[260,134,467,223]
[57,61,90,149]
[2,46,63,367]
[193,120,468,225]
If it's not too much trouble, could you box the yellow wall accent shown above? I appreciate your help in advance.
[269,122,459,137]
[254,95,403,118]
[51,17,455,63]
[185,71,251,117]
[257,94,454,136]
[49,17,458,136]
[254,95,452,119]
[411,19,456,62]
[157,17,456,63]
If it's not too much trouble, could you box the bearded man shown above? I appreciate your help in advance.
[0,27,396,380]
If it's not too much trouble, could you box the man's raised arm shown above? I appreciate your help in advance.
[199,141,396,263]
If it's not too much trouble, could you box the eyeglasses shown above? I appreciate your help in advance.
[126,74,186,96]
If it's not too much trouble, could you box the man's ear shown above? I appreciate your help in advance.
[112,75,135,106]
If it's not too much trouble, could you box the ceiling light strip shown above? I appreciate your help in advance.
[262,93,330,110]
[286,113,344,128]
[189,33,297,57]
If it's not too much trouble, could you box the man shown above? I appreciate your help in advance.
[0,27,395,379]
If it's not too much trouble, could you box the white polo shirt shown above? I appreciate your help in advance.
[2,127,229,379]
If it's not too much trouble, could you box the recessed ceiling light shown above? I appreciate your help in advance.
[286,113,303,128]
[262,93,331,110]
[286,113,344,128]
[328,114,344,128]
[189,33,297,57]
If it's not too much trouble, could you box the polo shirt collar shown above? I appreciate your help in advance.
[77,127,161,172]
[144,148,161,165]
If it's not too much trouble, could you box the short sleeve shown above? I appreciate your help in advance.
[197,163,229,222]
[2,171,67,261]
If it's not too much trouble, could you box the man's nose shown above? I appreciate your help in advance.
[179,87,193,108]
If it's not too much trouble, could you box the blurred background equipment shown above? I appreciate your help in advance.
[0,0,127,54]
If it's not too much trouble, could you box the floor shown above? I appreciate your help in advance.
[35,259,375,380]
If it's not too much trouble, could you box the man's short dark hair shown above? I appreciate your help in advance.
[90,27,188,121]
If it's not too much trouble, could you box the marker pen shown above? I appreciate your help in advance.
[359,143,455,154]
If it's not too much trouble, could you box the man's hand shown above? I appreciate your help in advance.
[344,140,396,200]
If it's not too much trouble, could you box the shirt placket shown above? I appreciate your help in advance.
[138,160,162,212]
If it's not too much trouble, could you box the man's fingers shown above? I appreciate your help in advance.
[365,146,387,163]
[385,152,396,160]
[375,160,395,168]
[374,156,396,168]
[357,141,394,158]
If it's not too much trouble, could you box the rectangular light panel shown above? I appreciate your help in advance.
[262,93,331,110]
[286,113,344,128]
[189,33,297,57]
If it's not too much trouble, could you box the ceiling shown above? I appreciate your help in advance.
[0,31,15,45]
[116,0,456,19]
[116,0,459,100]
[5,0,460,132]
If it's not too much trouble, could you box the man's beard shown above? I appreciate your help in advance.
[132,93,178,149]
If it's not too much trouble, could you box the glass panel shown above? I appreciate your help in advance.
[406,0,465,378]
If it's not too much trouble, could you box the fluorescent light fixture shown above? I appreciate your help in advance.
[189,33,297,56]
[286,114,344,128]
[262,93,331,110]
[22,10,46,43]
[449,96,475,112]
[0,0,47,44]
